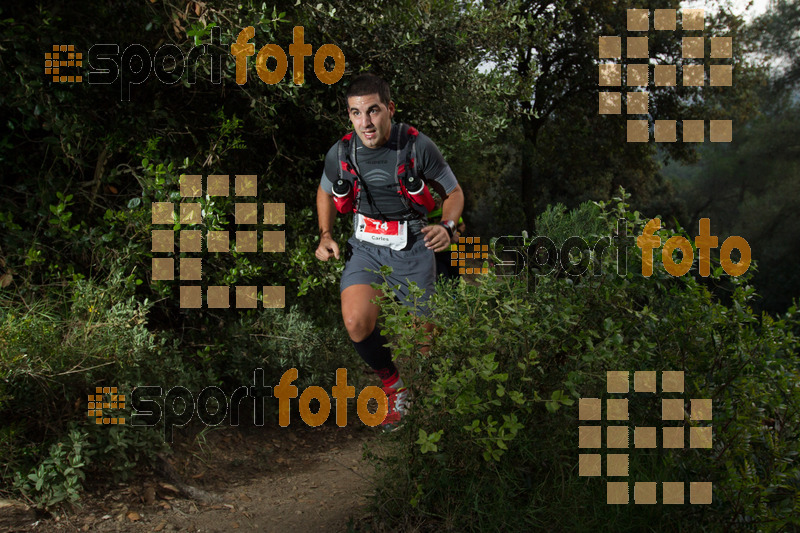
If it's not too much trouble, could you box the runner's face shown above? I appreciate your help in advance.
[347,94,395,149]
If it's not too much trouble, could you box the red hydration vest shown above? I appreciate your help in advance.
[332,123,435,221]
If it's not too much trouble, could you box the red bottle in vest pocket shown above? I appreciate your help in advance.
[398,166,435,212]
[332,177,355,213]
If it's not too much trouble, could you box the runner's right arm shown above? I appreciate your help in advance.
[315,184,340,261]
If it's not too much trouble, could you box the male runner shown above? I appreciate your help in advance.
[314,74,464,430]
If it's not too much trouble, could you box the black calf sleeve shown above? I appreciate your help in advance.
[352,327,396,378]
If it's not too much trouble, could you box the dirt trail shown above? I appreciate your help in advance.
[12,424,379,533]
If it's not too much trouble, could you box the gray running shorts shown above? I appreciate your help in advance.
[340,236,436,316]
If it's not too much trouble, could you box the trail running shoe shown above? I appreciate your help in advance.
[381,385,409,432]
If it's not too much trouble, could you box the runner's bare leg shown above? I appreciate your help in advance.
[341,284,383,342]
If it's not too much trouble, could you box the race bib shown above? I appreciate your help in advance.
[355,214,408,250]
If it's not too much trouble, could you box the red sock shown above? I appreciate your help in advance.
[382,373,404,391]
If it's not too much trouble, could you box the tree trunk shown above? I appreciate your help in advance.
[520,106,541,233]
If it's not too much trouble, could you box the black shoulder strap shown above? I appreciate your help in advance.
[394,123,422,220]
[341,130,391,220]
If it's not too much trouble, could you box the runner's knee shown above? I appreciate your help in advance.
[341,285,381,342]
[342,313,376,342]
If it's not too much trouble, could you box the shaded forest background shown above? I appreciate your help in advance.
[1,0,799,531]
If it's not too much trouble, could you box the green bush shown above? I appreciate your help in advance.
[0,263,359,510]
[13,429,90,510]
[0,276,168,502]
[368,192,800,532]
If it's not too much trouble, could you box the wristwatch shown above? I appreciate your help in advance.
[440,219,456,238]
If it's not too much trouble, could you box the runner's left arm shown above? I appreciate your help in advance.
[416,133,463,251]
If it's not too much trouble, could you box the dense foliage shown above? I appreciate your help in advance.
[0,0,796,530]
[664,0,800,315]
[371,195,800,531]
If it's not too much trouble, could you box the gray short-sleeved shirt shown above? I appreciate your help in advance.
[320,123,458,238]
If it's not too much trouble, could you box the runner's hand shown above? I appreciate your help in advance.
[421,224,451,253]
[316,236,340,261]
